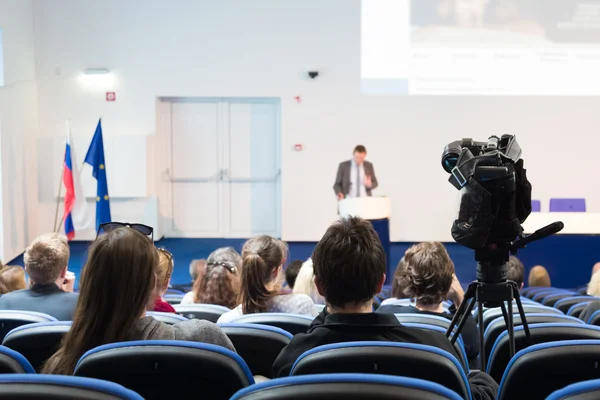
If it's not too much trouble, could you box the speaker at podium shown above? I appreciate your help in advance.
[338,196,392,284]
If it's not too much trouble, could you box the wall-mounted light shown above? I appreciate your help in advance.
[79,68,115,90]
[84,68,110,75]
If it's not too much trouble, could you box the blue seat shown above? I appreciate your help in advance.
[566,301,595,318]
[290,341,471,400]
[532,290,575,303]
[402,322,468,372]
[165,288,185,295]
[0,374,143,399]
[549,198,586,212]
[145,311,188,325]
[542,293,579,307]
[498,340,600,400]
[75,340,253,399]
[555,296,595,314]
[231,373,464,400]
[480,305,563,332]
[546,379,600,400]
[173,304,230,323]
[3,321,71,372]
[0,346,35,374]
[163,294,184,305]
[0,311,57,342]
[585,309,600,325]
[487,323,600,383]
[220,323,292,378]
[228,313,314,335]
[394,314,452,330]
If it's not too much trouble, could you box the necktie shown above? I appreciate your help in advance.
[356,164,360,197]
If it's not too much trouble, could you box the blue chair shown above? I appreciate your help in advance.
[585,309,600,325]
[487,323,600,383]
[555,296,596,314]
[165,288,185,295]
[542,293,579,307]
[566,301,594,318]
[547,379,600,400]
[220,323,292,378]
[0,311,57,342]
[550,198,586,212]
[498,340,600,400]
[228,313,314,335]
[75,340,253,399]
[163,294,184,305]
[394,314,452,330]
[231,373,464,400]
[402,322,468,372]
[145,311,188,325]
[0,346,35,374]
[173,304,230,323]
[0,374,143,399]
[532,290,575,303]
[290,341,471,400]
[3,321,71,372]
[531,200,541,212]
[481,305,563,332]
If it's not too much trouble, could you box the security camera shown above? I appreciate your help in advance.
[308,71,319,79]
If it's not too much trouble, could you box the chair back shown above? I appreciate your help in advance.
[555,296,596,313]
[163,294,184,305]
[229,313,313,335]
[546,379,600,400]
[542,293,578,307]
[173,304,230,323]
[0,346,35,374]
[394,314,451,330]
[532,290,574,303]
[566,301,594,318]
[481,306,562,332]
[145,311,188,325]
[402,323,468,372]
[74,340,254,400]
[0,311,57,342]
[585,309,600,325]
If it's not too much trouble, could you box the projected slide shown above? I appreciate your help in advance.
[362,0,600,95]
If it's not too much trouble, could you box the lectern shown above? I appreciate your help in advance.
[338,197,392,283]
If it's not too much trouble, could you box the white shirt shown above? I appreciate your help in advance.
[217,293,318,323]
[348,160,367,198]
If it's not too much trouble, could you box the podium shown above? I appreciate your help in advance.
[339,197,392,284]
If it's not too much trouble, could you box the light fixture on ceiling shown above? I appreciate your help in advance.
[84,68,110,75]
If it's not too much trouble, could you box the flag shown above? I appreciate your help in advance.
[62,134,76,240]
[84,119,111,230]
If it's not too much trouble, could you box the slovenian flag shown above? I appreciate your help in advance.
[62,122,89,240]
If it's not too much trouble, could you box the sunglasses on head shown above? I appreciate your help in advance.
[207,261,237,274]
[157,247,173,261]
[97,222,154,239]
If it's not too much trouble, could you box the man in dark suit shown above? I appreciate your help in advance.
[0,233,77,321]
[333,145,378,199]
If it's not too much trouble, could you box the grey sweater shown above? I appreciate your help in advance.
[132,316,235,352]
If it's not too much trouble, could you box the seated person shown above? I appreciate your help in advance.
[42,227,234,375]
[285,259,303,290]
[579,271,600,322]
[173,259,206,293]
[577,262,600,295]
[528,265,551,287]
[376,242,479,361]
[0,265,27,294]
[272,217,497,400]
[380,257,409,305]
[152,248,176,313]
[0,233,77,320]
[181,247,242,309]
[292,258,325,305]
[218,236,317,323]
[507,255,525,291]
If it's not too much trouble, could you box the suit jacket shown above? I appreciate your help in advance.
[333,160,378,197]
[0,283,78,321]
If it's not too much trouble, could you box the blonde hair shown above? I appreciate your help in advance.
[24,233,69,284]
[292,259,325,304]
[156,249,174,295]
[0,266,27,294]
[528,265,551,287]
[588,271,600,296]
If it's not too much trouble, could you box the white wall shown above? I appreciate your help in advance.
[0,0,39,262]
[30,0,600,243]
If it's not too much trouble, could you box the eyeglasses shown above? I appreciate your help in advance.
[207,261,237,274]
[97,222,154,239]
[157,248,173,262]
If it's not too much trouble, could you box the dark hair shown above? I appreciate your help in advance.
[507,256,525,289]
[391,257,407,299]
[239,236,286,314]
[285,260,303,289]
[194,247,241,308]
[354,145,367,154]
[0,266,26,294]
[42,228,158,375]
[312,217,385,308]
[399,242,454,306]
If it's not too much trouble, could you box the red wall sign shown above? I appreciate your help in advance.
[106,92,116,102]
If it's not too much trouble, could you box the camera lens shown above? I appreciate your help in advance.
[441,143,462,173]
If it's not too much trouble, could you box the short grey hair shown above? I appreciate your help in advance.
[189,259,206,282]
[24,233,70,285]
[207,247,242,270]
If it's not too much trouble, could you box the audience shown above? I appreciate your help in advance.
[285,259,303,289]
[218,236,317,323]
[181,247,242,308]
[0,265,27,294]
[171,258,206,292]
[42,227,234,375]
[528,265,551,287]
[380,257,409,306]
[587,269,600,297]
[376,242,479,361]
[272,217,497,399]
[292,258,325,305]
[507,255,525,291]
[0,233,77,320]
[152,248,176,313]
[577,262,600,295]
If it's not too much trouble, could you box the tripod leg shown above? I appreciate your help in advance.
[446,282,477,339]
[513,282,532,345]
[449,297,476,345]
[507,298,515,358]
[477,291,486,371]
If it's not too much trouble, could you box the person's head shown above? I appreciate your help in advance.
[189,259,207,283]
[285,260,303,289]
[312,217,386,311]
[507,255,525,290]
[399,242,454,306]
[24,233,70,286]
[239,236,286,314]
[592,262,600,277]
[391,257,407,299]
[353,145,367,165]
[43,227,158,375]
[155,248,174,298]
[0,266,27,294]
[194,247,242,309]
[292,259,325,304]
[528,265,551,287]
[588,271,600,296]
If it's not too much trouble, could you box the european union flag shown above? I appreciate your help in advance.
[84,119,111,230]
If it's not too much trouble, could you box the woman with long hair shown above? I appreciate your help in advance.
[152,248,176,312]
[292,259,325,305]
[42,227,234,375]
[0,265,27,294]
[217,236,317,323]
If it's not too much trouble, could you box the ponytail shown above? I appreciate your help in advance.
[239,253,277,314]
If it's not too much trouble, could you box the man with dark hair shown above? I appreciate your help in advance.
[333,145,378,200]
[285,260,303,289]
[272,217,497,399]
[507,255,525,290]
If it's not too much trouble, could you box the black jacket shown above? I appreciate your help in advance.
[273,311,497,400]
[0,283,78,321]
[376,304,480,361]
